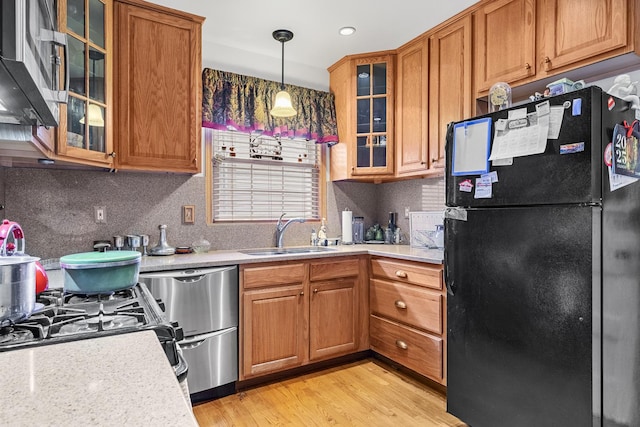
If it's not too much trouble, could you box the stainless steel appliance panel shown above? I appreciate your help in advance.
[180,328,238,394]
[0,0,67,126]
[140,266,238,337]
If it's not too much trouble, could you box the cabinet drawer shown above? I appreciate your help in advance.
[370,315,443,382]
[370,279,442,334]
[309,257,360,281]
[371,258,442,290]
[242,263,306,289]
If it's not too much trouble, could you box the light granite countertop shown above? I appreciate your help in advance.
[0,330,197,427]
[20,244,442,425]
[44,244,442,288]
[137,243,444,273]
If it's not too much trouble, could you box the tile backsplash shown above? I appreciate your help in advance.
[0,166,444,259]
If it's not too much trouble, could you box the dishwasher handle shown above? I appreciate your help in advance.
[174,274,205,283]
[180,338,206,350]
[180,328,237,350]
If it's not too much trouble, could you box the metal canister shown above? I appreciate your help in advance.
[113,235,124,250]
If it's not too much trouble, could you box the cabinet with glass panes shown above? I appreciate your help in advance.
[352,54,394,177]
[56,0,113,167]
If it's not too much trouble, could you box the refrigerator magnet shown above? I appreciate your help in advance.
[474,176,493,199]
[459,179,474,192]
[481,170,499,183]
[604,143,612,167]
[452,118,492,176]
[559,142,585,154]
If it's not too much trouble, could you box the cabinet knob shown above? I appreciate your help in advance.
[544,56,551,63]
[313,288,318,294]
[394,300,407,310]
[300,291,304,296]
[525,62,531,70]
[395,340,408,350]
[421,161,426,165]
[109,152,116,158]
[395,270,408,278]
[543,56,552,71]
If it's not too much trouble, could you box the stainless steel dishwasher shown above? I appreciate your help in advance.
[139,266,238,400]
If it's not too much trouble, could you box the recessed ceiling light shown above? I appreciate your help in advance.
[339,26,356,36]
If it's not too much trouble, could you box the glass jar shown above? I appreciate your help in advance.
[352,217,364,244]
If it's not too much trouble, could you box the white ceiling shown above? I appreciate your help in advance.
[146,0,478,91]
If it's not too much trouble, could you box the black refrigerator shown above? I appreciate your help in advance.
[445,86,640,427]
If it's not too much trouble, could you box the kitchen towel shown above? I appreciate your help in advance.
[342,209,353,244]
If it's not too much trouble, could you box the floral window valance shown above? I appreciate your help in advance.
[202,68,338,144]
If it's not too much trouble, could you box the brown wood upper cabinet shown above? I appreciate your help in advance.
[539,0,630,72]
[428,15,473,172]
[53,0,115,168]
[395,36,429,176]
[395,15,472,178]
[475,0,536,93]
[113,0,203,173]
[329,53,395,182]
[475,0,637,94]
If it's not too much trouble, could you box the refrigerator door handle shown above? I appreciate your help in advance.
[445,207,467,221]
[444,260,455,296]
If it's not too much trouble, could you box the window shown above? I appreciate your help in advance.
[207,129,321,222]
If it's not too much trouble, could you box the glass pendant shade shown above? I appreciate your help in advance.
[270,90,297,117]
[79,104,105,127]
[270,29,297,118]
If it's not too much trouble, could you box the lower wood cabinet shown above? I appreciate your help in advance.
[369,257,446,385]
[242,283,307,377]
[240,256,368,380]
[370,314,443,381]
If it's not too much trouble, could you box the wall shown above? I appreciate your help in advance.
[0,164,443,260]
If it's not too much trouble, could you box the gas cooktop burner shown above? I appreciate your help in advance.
[0,283,181,352]
[57,314,141,335]
[0,328,34,345]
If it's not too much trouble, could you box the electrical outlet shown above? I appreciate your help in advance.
[404,206,411,218]
[94,206,106,224]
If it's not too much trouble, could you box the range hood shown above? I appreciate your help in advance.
[0,123,50,166]
[0,0,67,127]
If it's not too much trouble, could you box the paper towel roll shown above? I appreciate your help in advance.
[342,209,353,244]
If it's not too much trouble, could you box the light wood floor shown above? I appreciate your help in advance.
[193,358,467,427]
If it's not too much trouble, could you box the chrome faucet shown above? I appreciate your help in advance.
[276,213,305,248]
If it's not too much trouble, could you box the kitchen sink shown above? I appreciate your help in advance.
[239,247,336,256]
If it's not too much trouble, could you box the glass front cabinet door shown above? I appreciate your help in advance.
[352,55,394,177]
[57,0,113,166]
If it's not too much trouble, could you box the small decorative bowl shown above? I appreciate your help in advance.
[191,239,211,253]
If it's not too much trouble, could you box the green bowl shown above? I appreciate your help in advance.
[60,251,141,294]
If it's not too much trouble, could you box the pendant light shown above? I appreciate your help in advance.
[270,29,297,118]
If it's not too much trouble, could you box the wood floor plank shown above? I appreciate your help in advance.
[193,358,467,426]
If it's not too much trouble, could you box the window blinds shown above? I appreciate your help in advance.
[210,129,320,221]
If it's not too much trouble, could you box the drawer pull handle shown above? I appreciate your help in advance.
[394,300,407,309]
[396,340,408,350]
[395,270,408,278]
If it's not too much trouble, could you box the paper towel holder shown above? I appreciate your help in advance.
[342,208,353,245]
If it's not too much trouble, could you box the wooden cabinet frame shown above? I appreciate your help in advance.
[239,256,368,380]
